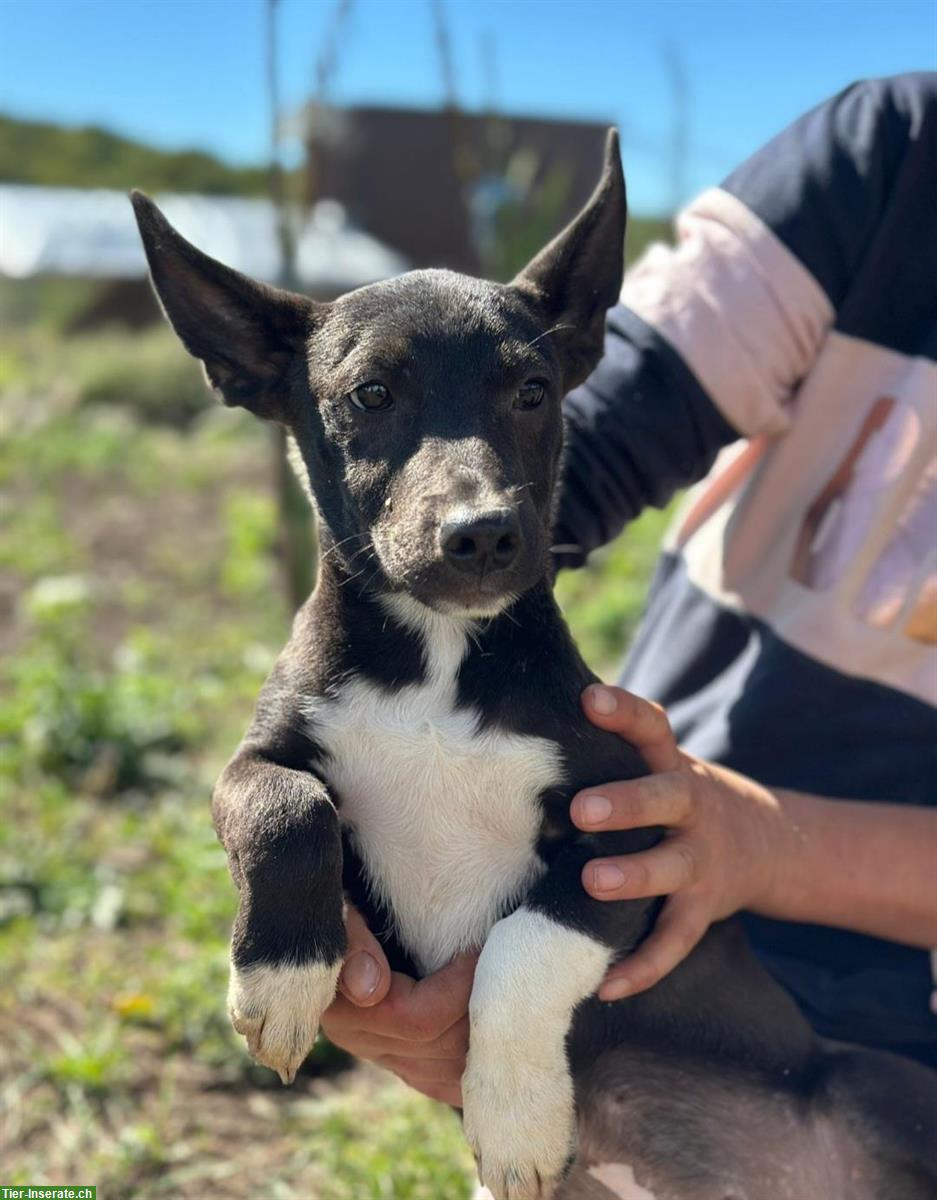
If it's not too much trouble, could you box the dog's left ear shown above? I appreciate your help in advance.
[130,190,323,421]
[512,129,626,390]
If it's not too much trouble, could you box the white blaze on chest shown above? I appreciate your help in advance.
[303,599,563,973]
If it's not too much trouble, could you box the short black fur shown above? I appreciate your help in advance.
[132,130,936,1198]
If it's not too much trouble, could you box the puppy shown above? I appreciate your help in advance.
[132,133,936,1200]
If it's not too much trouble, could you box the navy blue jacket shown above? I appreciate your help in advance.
[557,73,937,1067]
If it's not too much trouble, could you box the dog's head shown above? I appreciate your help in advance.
[132,131,625,617]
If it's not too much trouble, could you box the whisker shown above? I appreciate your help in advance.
[360,565,384,596]
[320,531,370,563]
[338,549,377,590]
[525,323,575,349]
[501,604,521,629]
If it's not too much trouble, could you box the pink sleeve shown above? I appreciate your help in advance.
[622,188,834,438]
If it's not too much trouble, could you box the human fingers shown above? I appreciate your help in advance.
[379,1053,466,1087]
[321,1006,470,1063]
[379,952,477,1041]
[572,771,694,833]
[339,952,476,1044]
[598,892,710,999]
[582,685,681,773]
[582,834,703,901]
[337,904,393,1007]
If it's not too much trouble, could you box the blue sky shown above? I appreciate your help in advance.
[1,0,935,213]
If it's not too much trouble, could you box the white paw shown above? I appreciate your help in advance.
[462,1056,577,1200]
[228,959,340,1084]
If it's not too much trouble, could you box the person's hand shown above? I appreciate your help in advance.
[320,905,476,1105]
[575,684,784,1001]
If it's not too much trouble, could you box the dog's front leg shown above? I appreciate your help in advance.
[213,750,345,1084]
[463,835,657,1200]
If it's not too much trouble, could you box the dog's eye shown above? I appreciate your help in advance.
[514,380,546,410]
[349,382,393,412]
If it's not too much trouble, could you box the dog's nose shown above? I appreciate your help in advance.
[440,510,521,574]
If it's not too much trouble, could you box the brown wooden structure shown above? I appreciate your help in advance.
[303,104,611,276]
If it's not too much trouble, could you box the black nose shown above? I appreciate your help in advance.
[440,510,522,573]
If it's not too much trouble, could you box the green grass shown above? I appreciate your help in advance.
[0,322,671,1198]
[555,510,669,675]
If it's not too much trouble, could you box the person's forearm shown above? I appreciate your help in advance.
[555,306,737,565]
[759,791,937,948]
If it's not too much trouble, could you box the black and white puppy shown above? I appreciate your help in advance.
[132,135,936,1200]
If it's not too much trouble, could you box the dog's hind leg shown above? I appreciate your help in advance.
[816,1041,937,1198]
[564,1041,937,1200]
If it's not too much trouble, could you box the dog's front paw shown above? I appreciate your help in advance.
[462,1057,577,1200]
[228,959,341,1084]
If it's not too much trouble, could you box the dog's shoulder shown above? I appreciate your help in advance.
[458,585,647,791]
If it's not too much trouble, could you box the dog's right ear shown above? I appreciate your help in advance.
[130,191,323,420]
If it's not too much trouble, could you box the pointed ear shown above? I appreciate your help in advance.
[512,129,626,390]
[130,191,322,420]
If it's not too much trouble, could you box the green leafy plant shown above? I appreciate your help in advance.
[4,594,190,797]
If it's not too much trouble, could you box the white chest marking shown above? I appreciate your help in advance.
[302,597,563,973]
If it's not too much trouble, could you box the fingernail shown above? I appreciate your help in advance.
[600,977,632,1001]
[589,685,618,715]
[578,793,612,826]
[341,951,380,1001]
[592,863,625,892]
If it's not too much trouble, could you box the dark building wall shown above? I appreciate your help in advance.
[305,105,610,276]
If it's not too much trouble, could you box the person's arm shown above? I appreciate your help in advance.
[574,685,937,1000]
[765,790,937,946]
[553,304,740,564]
[557,74,936,563]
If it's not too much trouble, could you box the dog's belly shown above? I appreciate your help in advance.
[569,1050,890,1200]
[305,674,564,973]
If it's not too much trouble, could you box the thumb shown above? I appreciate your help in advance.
[339,905,392,1007]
